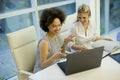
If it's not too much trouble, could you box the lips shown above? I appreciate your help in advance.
[54,30,60,34]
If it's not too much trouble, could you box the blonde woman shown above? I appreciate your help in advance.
[68,4,112,51]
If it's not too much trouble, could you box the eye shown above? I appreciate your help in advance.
[52,25,56,28]
[83,17,86,19]
[78,17,81,19]
[58,24,61,27]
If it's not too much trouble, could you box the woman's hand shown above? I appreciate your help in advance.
[79,45,88,51]
[95,37,113,41]
[103,38,113,41]
[71,44,88,51]
[55,49,67,59]
[64,34,75,43]
[61,35,75,53]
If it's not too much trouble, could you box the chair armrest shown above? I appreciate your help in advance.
[19,69,33,76]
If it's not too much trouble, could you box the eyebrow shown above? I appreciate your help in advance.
[78,17,86,19]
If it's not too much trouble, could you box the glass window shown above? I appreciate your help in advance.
[0,0,31,14]
[100,0,105,35]
[100,0,120,35]
[58,2,76,15]
[37,0,67,5]
[0,13,33,79]
[38,3,76,16]
[1,13,33,33]
[109,0,120,31]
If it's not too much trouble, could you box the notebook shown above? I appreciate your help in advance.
[57,46,104,75]
[109,53,120,64]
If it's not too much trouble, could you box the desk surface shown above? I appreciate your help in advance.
[29,56,120,80]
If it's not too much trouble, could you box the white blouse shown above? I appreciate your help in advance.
[68,21,99,49]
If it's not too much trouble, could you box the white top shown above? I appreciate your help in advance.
[68,21,99,49]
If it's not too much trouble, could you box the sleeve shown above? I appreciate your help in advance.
[68,23,76,36]
[88,21,100,41]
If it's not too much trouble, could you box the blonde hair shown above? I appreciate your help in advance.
[78,4,91,17]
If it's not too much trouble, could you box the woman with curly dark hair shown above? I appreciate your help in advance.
[34,7,74,73]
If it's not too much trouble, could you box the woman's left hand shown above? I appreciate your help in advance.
[104,38,113,41]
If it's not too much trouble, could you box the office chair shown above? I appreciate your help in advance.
[7,26,38,80]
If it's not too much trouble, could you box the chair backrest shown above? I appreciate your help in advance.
[7,26,37,80]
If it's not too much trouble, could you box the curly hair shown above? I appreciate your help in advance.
[40,7,66,32]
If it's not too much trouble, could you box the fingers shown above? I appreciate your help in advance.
[69,34,75,41]
[80,45,88,51]
[58,52,67,58]
[57,49,67,58]
[67,34,74,39]
[60,53,67,58]
[107,38,113,41]
[81,47,87,50]
[64,34,75,42]
[104,38,113,41]
[59,48,62,52]
[69,34,75,38]
[80,47,88,51]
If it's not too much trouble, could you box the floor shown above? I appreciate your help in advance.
[7,76,18,80]
[0,33,17,80]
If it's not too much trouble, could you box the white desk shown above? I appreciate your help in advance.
[29,56,120,80]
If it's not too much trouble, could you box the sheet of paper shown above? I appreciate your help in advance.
[112,49,120,54]
[91,40,120,53]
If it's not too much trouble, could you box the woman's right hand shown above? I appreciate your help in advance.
[64,34,75,43]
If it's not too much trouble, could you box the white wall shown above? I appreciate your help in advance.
[90,0,100,36]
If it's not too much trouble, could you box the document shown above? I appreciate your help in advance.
[91,40,120,54]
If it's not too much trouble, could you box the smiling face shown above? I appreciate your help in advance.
[48,18,62,35]
[77,4,91,25]
[78,12,89,25]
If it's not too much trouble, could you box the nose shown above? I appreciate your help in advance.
[80,18,84,23]
[56,26,61,30]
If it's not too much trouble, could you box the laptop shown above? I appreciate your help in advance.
[57,46,104,75]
